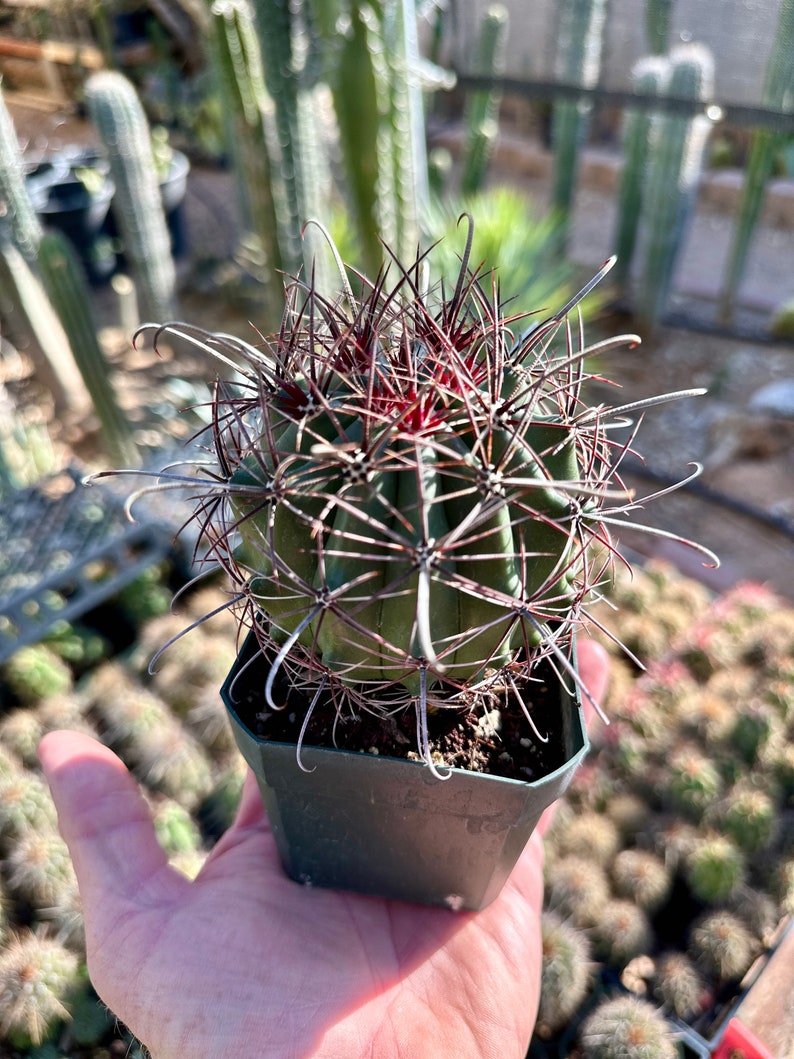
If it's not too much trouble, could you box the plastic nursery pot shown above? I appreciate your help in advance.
[27,151,116,284]
[221,633,589,911]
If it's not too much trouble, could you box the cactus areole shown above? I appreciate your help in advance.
[111,232,714,779]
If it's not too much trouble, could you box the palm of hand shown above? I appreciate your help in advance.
[39,640,607,1059]
[41,735,544,1059]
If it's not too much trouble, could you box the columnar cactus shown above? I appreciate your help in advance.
[460,5,509,198]
[636,43,715,327]
[37,230,140,466]
[103,243,713,769]
[537,911,592,1037]
[84,71,177,323]
[208,0,284,298]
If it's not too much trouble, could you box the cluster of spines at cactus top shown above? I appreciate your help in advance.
[105,233,714,766]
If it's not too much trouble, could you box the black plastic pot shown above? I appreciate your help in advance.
[221,634,589,910]
[27,151,116,285]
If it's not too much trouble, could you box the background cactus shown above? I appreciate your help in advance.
[578,994,678,1059]
[717,0,794,324]
[611,56,668,295]
[537,911,592,1038]
[207,0,284,306]
[84,71,177,323]
[36,230,141,466]
[549,0,608,251]
[459,5,509,198]
[635,42,715,328]
[0,932,80,1048]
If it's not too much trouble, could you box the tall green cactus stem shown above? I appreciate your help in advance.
[84,71,177,322]
[718,0,794,324]
[208,0,284,303]
[250,0,332,290]
[612,56,668,294]
[460,5,509,198]
[636,43,714,328]
[107,244,713,768]
[645,0,674,54]
[549,0,608,250]
[37,231,140,466]
[316,0,429,275]
[0,81,43,263]
[0,226,91,416]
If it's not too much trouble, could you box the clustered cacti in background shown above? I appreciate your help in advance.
[0,573,244,1054]
[534,564,794,1051]
[1,555,793,1054]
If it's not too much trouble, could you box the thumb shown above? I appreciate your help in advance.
[38,731,185,927]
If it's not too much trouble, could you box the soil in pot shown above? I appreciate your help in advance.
[225,634,578,782]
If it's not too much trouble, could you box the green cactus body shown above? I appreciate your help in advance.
[636,43,714,328]
[0,83,43,262]
[37,230,140,465]
[612,56,668,293]
[208,0,284,292]
[460,5,509,198]
[718,0,794,323]
[644,0,674,54]
[129,243,712,761]
[84,71,177,322]
[550,0,608,246]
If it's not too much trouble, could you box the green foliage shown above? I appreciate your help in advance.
[84,70,177,322]
[426,187,583,319]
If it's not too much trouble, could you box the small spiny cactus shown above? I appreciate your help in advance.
[0,932,80,1048]
[0,770,58,845]
[537,911,592,1037]
[578,994,678,1059]
[690,909,758,984]
[667,744,723,821]
[150,796,203,857]
[545,856,610,928]
[2,644,73,707]
[592,899,654,967]
[0,707,45,768]
[651,951,706,1020]
[685,834,746,904]
[552,810,621,866]
[611,849,672,912]
[720,784,777,853]
[4,829,77,908]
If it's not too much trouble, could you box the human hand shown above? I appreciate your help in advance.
[39,640,609,1059]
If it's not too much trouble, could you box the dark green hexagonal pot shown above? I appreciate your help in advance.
[221,634,589,910]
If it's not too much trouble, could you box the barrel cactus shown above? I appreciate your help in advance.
[101,233,713,768]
